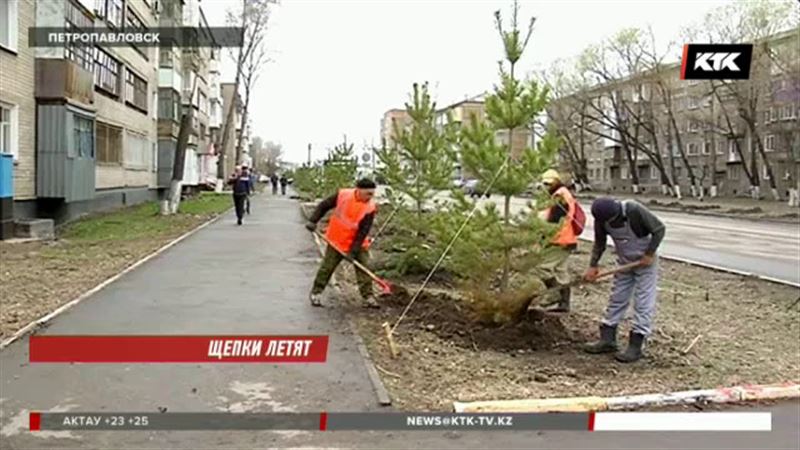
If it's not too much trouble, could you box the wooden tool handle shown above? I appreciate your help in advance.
[594,261,643,280]
[314,231,383,283]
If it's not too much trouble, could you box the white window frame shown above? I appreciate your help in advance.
[728,141,739,162]
[687,142,699,155]
[650,166,659,180]
[762,162,770,180]
[0,0,19,52]
[688,120,700,133]
[702,141,711,155]
[764,134,775,152]
[0,102,19,160]
[783,104,796,120]
[621,166,628,180]
[123,130,150,170]
[688,96,699,110]
[716,141,725,155]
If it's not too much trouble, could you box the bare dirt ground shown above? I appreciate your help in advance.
[336,250,800,411]
[0,195,231,340]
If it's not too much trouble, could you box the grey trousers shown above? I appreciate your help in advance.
[601,261,658,336]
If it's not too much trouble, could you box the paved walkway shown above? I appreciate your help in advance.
[1,193,798,449]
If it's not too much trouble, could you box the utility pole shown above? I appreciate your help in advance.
[307,143,311,165]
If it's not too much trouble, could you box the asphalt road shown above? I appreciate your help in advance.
[1,193,798,449]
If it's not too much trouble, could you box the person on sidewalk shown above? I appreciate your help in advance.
[305,178,380,308]
[270,173,279,195]
[280,174,289,196]
[583,197,666,363]
[228,165,252,226]
[536,169,580,313]
[243,163,254,215]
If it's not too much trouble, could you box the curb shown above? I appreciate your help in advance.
[453,382,800,413]
[300,202,393,407]
[0,207,232,350]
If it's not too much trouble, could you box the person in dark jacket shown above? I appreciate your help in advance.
[583,197,666,363]
[270,173,279,195]
[227,166,253,225]
[305,178,379,308]
[279,174,289,195]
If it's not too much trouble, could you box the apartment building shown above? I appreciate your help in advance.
[156,0,218,192]
[220,82,243,177]
[380,108,411,149]
[0,0,36,237]
[552,28,799,199]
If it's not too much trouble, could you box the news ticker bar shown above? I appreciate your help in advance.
[29,412,772,432]
[29,336,329,363]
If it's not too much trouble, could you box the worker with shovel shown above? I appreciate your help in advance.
[305,178,380,308]
[536,169,584,313]
[583,197,665,363]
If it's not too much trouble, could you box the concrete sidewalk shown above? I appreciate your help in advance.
[1,193,798,449]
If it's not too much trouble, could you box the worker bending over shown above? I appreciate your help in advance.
[305,178,380,309]
[583,197,665,363]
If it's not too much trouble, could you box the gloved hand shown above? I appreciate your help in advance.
[305,222,316,232]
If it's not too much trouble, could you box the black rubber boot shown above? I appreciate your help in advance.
[583,324,618,354]
[615,331,646,363]
[544,287,571,313]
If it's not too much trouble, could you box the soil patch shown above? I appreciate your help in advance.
[335,253,800,411]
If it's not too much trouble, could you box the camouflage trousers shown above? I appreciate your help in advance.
[539,245,575,304]
[311,246,372,299]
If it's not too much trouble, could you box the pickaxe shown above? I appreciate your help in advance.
[313,230,393,295]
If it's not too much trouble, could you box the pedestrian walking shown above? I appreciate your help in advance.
[536,169,584,313]
[228,165,253,226]
[270,173,279,195]
[305,178,380,308]
[279,174,288,196]
[583,197,666,363]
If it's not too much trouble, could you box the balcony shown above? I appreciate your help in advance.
[35,59,94,106]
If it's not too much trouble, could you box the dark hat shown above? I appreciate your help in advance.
[356,178,376,189]
[591,197,621,224]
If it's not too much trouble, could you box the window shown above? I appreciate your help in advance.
[96,0,124,28]
[702,141,711,155]
[650,166,659,180]
[158,88,181,121]
[687,143,699,155]
[73,115,94,159]
[762,163,770,180]
[125,69,147,112]
[125,7,147,58]
[96,122,122,163]
[0,103,18,159]
[124,131,150,170]
[764,110,771,124]
[728,140,740,162]
[94,47,120,96]
[688,120,700,132]
[716,141,725,155]
[198,91,208,115]
[764,135,775,152]
[65,0,94,72]
[729,166,740,180]
[0,0,18,52]
[621,166,628,180]
[688,96,699,109]
[783,104,796,120]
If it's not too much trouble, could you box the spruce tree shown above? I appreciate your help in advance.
[377,82,458,275]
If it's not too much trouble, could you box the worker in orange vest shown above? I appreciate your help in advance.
[537,169,579,313]
[305,178,379,308]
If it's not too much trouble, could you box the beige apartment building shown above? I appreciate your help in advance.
[552,28,799,199]
[380,108,411,149]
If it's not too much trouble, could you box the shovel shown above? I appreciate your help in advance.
[313,231,393,295]
[521,261,643,317]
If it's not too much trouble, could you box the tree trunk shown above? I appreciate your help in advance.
[668,112,699,198]
[216,0,248,182]
[746,120,780,200]
[166,111,193,215]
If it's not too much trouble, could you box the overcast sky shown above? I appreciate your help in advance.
[200,0,733,164]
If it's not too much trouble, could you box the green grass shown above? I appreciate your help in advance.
[61,192,232,242]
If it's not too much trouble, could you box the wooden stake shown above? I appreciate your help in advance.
[682,334,702,354]
[382,322,399,358]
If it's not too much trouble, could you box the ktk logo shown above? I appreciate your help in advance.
[681,44,753,80]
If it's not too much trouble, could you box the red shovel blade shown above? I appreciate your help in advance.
[376,278,392,295]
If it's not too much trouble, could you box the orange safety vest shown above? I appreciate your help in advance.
[325,188,377,253]
[546,186,578,247]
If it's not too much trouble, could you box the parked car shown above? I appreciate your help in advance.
[463,179,490,198]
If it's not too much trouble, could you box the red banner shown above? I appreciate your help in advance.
[29,335,329,363]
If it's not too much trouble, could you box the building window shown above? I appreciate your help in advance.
[96,122,122,163]
[762,163,770,180]
[198,91,208,115]
[0,103,18,159]
[728,140,740,162]
[650,166,659,180]
[65,0,94,72]
[729,166,739,180]
[782,104,796,120]
[125,69,148,112]
[124,130,150,170]
[96,0,124,28]
[0,0,18,52]
[94,47,120,96]
[687,142,699,155]
[688,120,700,133]
[158,88,181,121]
[702,141,711,155]
[73,115,94,159]
[125,7,147,59]
[621,166,628,179]
[764,135,775,152]
[688,96,699,109]
[717,141,725,155]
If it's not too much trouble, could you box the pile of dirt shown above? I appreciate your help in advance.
[727,206,764,214]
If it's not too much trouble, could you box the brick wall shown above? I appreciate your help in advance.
[0,0,36,200]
